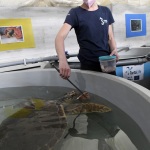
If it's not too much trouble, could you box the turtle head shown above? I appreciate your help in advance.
[57,90,90,105]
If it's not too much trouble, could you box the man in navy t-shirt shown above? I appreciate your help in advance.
[55,0,119,79]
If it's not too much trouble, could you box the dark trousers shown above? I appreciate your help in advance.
[80,62,116,75]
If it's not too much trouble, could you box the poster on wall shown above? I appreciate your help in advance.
[125,14,146,38]
[0,18,35,51]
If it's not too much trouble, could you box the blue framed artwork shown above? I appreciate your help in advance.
[125,14,146,38]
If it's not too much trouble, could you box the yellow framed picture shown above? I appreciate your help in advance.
[0,18,35,51]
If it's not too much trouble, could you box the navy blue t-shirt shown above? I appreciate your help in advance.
[64,6,115,63]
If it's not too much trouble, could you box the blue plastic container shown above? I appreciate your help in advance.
[116,62,150,81]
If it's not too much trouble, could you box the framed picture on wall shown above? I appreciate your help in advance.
[130,19,142,32]
[125,14,146,38]
[0,18,35,51]
[0,26,24,44]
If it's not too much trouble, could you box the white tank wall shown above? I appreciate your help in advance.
[0,69,150,149]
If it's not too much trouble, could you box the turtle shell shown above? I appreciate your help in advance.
[0,90,112,150]
[0,99,67,150]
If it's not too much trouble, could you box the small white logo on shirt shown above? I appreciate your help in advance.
[100,17,108,25]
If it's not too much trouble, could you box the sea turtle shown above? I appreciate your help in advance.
[0,90,112,150]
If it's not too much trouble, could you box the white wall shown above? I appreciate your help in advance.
[1,0,150,7]
[0,4,150,64]
[0,7,79,64]
[113,4,150,47]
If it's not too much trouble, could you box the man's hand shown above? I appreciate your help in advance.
[59,61,71,79]
[110,49,119,62]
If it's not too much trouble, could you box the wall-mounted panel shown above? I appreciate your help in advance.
[125,14,146,38]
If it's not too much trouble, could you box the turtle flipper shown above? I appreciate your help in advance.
[65,103,112,115]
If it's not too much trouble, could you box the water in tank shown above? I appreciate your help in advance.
[0,86,149,150]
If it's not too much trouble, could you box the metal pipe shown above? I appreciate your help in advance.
[68,56,149,69]
[141,45,150,47]
[117,46,130,52]
[116,57,148,67]
[0,52,149,69]
[0,53,78,69]
[0,56,57,68]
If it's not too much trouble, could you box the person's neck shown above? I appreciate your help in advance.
[81,3,98,11]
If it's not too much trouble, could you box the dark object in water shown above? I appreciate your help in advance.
[0,91,111,150]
